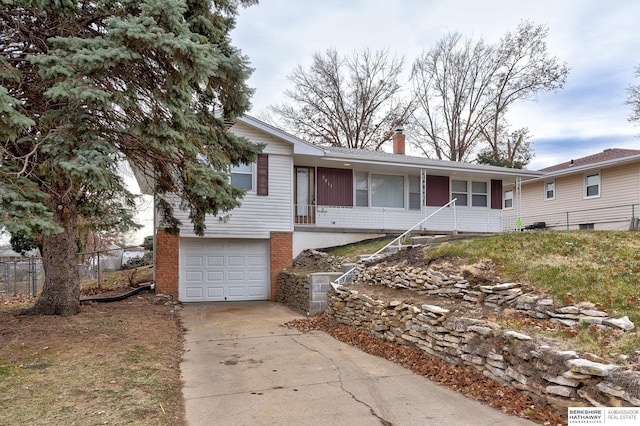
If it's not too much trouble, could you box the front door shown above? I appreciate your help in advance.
[295,166,315,224]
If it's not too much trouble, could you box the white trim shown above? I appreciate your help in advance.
[230,162,254,192]
[237,115,324,155]
[544,180,555,201]
[504,189,514,210]
[584,171,601,199]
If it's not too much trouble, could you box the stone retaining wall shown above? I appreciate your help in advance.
[277,271,309,314]
[355,262,634,331]
[277,271,342,315]
[326,284,640,412]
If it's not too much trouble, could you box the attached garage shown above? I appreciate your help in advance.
[179,238,270,302]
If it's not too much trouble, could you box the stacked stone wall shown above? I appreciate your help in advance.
[326,261,640,412]
[277,271,309,315]
[355,263,634,331]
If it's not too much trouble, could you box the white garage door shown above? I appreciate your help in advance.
[180,239,270,302]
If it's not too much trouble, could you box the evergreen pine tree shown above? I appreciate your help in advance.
[0,0,260,315]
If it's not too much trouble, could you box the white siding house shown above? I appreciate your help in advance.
[138,116,542,302]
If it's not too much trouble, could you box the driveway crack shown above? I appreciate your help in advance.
[291,335,393,426]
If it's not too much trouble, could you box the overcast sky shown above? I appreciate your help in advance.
[3,1,639,245]
[231,0,640,170]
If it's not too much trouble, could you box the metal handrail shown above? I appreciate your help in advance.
[334,198,457,286]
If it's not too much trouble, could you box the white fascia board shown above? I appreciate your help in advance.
[320,155,544,179]
[526,154,640,183]
[236,116,324,156]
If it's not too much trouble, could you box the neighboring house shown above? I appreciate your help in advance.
[134,116,541,303]
[122,246,146,266]
[505,148,640,231]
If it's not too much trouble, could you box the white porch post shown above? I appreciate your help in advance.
[420,169,427,230]
[516,177,522,231]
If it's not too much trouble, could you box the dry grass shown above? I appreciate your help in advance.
[0,269,184,426]
[423,231,640,357]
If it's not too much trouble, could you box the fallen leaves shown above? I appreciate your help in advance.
[285,313,566,425]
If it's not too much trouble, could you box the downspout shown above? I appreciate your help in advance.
[81,282,155,303]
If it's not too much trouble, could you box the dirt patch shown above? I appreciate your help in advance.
[349,252,507,319]
[0,291,184,426]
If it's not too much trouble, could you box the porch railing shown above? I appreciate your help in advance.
[294,204,316,224]
[334,199,457,286]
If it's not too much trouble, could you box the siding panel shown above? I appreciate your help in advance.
[166,153,293,238]
[515,162,640,230]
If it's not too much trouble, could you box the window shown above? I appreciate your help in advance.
[471,181,488,207]
[452,180,488,207]
[371,174,404,208]
[504,190,513,209]
[545,181,555,200]
[231,162,253,190]
[585,173,600,198]
[451,180,468,206]
[355,171,369,207]
[579,223,595,230]
[409,175,421,210]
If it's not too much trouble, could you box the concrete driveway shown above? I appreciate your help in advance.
[180,302,535,426]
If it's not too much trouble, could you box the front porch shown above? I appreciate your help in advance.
[294,204,503,234]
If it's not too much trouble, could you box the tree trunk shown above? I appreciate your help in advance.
[31,204,81,316]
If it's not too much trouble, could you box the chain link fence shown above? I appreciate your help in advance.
[504,203,640,232]
[1,246,148,298]
[0,257,44,297]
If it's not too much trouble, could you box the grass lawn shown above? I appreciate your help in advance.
[0,267,184,426]
[421,230,640,355]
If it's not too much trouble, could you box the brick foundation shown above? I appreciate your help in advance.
[270,232,293,301]
[155,229,179,300]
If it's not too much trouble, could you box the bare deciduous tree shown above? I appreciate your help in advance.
[410,21,569,164]
[482,22,568,164]
[476,127,533,169]
[270,48,413,150]
[410,33,497,161]
[628,66,640,124]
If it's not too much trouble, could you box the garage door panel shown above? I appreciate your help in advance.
[227,256,245,267]
[248,286,267,297]
[185,271,204,283]
[207,256,224,267]
[206,287,225,300]
[185,256,203,267]
[207,271,224,282]
[247,256,266,266]
[248,270,265,280]
[185,287,204,299]
[180,239,269,302]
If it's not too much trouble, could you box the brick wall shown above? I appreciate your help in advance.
[270,232,293,301]
[155,229,179,299]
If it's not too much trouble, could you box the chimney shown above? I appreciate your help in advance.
[392,126,405,155]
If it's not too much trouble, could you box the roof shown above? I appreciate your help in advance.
[236,116,324,155]
[541,148,640,173]
[321,146,543,179]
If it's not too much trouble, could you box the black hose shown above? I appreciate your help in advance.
[81,282,155,303]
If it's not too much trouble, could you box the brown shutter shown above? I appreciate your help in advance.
[425,175,450,206]
[256,154,268,196]
[491,179,502,209]
[317,167,353,206]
